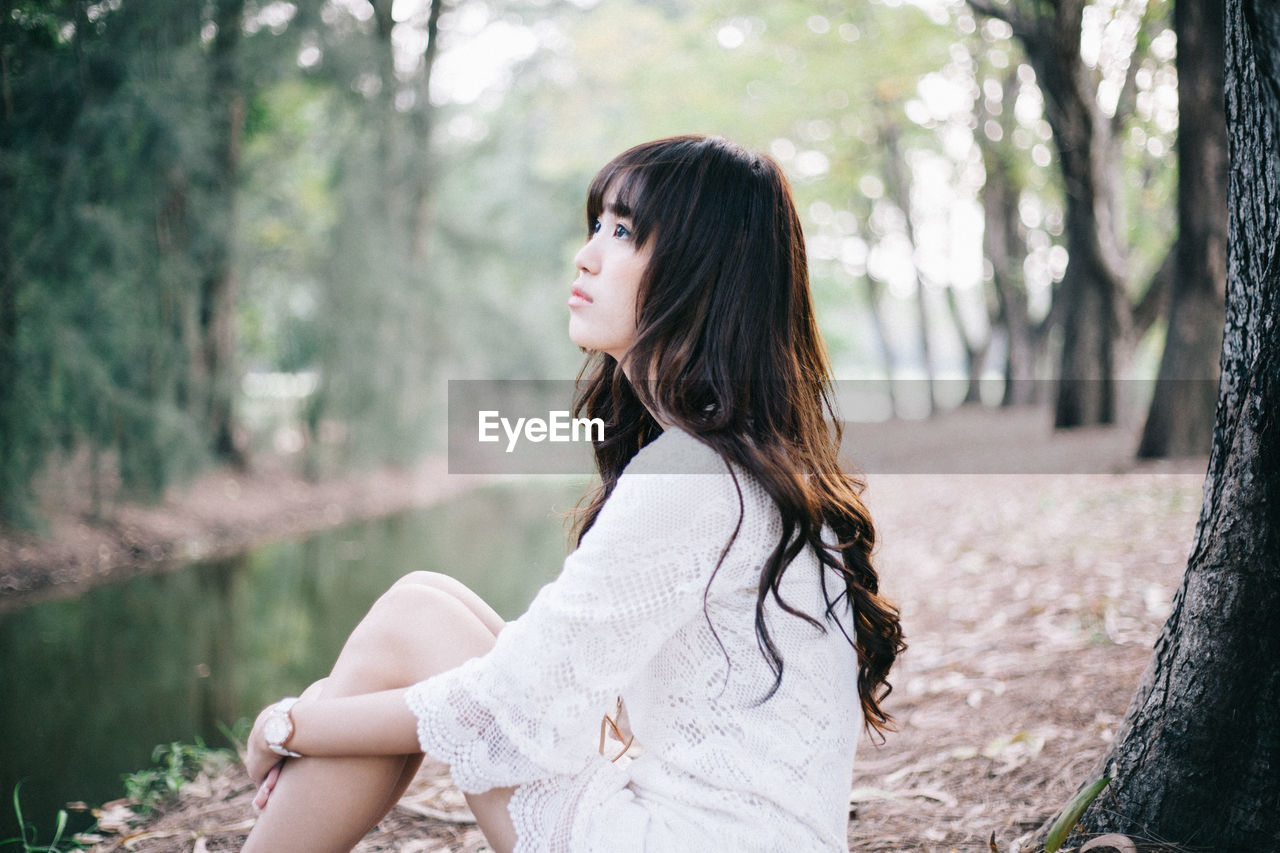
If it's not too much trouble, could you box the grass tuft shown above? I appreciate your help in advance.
[121,738,237,814]
[1,782,81,853]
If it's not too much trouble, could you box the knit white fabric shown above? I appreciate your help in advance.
[404,427,862,852]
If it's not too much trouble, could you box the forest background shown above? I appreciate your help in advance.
[5,0,1268,849]
[0,0,1219,537]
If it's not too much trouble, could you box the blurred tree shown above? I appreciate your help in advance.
[196,0,248,465]
[879,117,941,414]
[0,0,268,525]
[509,0,957,344]
[0,0,1196,527]
[965,0,1166,427]
[1062,0,1280,844]
[296,0,447,474]
[974,64,1044,405]
[1136,0,1227,458]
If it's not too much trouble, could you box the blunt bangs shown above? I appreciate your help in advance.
[586,159,656,247]
[585,135,735,250]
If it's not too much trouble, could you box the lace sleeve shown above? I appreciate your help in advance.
[403,432,742,793]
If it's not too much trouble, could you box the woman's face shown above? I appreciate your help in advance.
[568,194,652,364]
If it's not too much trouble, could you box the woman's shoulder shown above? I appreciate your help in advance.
[581,428,783,578]
[622,426,728,477]
[609,427,774,526]
[594,427,745,527]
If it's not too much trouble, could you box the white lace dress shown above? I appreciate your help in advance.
[404,427,862,852]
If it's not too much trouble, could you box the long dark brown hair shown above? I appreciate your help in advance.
[570,135,904,736]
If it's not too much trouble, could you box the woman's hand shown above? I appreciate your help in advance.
[245,701,285,813]
[251,761,282,812]
[245,701,285,786]
[244,679,330,809]
[242,679,423,813]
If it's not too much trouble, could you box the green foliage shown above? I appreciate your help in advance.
[1,783,80,853]
[120,740,235,814]
[0,0,231,524]
[217,718,254,755]
[0,0,1186,520]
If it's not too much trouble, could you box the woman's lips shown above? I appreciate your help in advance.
[569,286,593,307]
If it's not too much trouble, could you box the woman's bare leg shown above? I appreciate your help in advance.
[242,573,518,853]
[392,570,507,635]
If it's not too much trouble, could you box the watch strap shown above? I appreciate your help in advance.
[265,696,303,758]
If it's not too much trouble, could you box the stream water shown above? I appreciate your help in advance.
[0,478,588,845]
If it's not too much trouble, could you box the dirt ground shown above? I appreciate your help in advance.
[16,407,1208,852]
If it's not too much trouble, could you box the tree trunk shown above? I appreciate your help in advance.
[1137,0,1228,459]
[975,74,1039,406]
[1053,207,1120,426]
[409,0,444,262]
[863,276,899,415]
[881,123,937,416]
[199,0,246,463]
[969,0,1132,426]
[943,285,987,405]
[1033,0,1128,427]
[309,0,447,469]
[1063,0,1280,845]
[0,126,18,522]
[0,8,34,524]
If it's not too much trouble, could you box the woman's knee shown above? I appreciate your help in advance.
[364,583,463,641]
[393,570,452,590]
[393,571,484,610]
[340,584,495,687]
[391,570,505,636]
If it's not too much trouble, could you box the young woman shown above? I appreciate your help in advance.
[241,135,904,853]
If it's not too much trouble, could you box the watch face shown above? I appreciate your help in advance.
[264,715,290,745]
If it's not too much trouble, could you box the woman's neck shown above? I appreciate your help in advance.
[619,357,673,431]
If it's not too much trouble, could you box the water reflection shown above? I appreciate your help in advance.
[0,478,587,843]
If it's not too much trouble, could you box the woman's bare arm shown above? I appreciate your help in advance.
[245,689,421,784]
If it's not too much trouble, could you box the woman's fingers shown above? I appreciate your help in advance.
[252,761,283,812]
[245,704,281,784]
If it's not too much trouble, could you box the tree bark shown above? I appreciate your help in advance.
[0,109,18,522]
[1130,243,1174,340]
[1137,0,1229,459]
[1035,0,1128,427]
[198,0,246,463]
[1063,0,1280,845]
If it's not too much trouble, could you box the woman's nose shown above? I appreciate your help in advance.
[574,236,600,275]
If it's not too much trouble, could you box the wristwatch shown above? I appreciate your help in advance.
[263,697,303,758]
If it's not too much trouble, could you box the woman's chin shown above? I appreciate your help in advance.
[567,327,603,356]
[567,319,587,350]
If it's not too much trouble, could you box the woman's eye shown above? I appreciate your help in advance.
[613,223,631,239]
[589,218,601,236]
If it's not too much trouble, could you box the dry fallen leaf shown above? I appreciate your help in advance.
[94,799,139,834]
[1080,833,1138,853]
